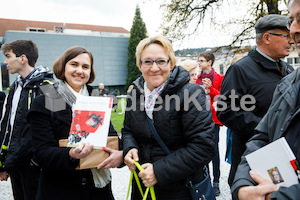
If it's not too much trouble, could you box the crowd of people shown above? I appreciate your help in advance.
[0,0,300,200]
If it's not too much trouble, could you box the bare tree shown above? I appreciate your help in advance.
[160,0,288,47]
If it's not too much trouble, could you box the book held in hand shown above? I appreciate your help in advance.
[245,137,299,187]
[67,95,113,149]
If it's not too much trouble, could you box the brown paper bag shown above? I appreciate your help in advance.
[59,136,119,169]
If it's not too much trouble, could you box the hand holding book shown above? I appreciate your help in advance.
[245,137,300,187]
[69,142,94,160]
[237,170,280,200]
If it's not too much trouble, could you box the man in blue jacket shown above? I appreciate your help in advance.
[0,40,54,200]
[231,0,300,199]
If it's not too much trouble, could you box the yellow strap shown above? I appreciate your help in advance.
[150,187,155,200]
[126,171,133,200]
[133,171,144,196]
[1,145,7,150]
[43,80,54,84]
[0,161,2,167]
[28,89,32,109]
[126,160,156,200]
[143,187,150,200]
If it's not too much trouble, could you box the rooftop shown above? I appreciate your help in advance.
[0,18,130,37]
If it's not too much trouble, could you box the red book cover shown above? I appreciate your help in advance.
[67,96,113,149]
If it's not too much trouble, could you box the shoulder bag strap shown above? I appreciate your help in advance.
[147,116,209,187]
[146,116,171,155]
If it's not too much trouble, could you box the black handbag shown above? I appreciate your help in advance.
[147,117,216,200]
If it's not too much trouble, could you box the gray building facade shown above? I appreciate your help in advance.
[0,22,130,94]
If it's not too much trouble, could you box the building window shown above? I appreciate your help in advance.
[54,26,63,33]
[287,57,300,69]
[26,27,46,32]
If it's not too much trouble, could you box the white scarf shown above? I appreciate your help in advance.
[60,81,111,188]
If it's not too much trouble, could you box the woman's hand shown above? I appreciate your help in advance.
[69,142,94,160]
[139,163,157,187]
[124,148,139,172]
[0,171,9,181]
[97,148,123,169]
[238,171,279,200]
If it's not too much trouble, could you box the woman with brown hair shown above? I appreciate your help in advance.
[27,46,123,200]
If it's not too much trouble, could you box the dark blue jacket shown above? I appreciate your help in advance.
[0,67,54,170]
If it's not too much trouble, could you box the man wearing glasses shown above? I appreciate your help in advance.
[196,51,224,196]
[217,14,294,189]
[230,1,300,199]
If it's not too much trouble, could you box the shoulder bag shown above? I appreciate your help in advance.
[147,117,216,200]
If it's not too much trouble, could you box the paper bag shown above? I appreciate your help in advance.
[59,136,119,169]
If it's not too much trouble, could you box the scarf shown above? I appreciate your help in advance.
[198,68,215,85]
[57,80,111,188]
[144,81,166,119]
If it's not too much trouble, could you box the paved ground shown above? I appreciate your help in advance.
[0,126,232,200]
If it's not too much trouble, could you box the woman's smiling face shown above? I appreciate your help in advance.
[64,53,91,92]
[139,44,171,91]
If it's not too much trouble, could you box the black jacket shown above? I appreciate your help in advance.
[217,49,294,136]
[122,66,215,199]
[0,66,54,170]
[27,85,118,200]
[0,91,6,119]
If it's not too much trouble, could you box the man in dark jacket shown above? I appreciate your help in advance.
[98,83,109,96]
[0,40,54,200]
[217,14,294,187]
[231,1,300,199]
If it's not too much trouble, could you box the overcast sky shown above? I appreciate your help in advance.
[0,0,257,50]
[1,1,164,41]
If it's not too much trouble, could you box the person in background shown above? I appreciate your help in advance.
[111,89,118,97]
[217,14,294,188]
[99,83,109,97]
[127,85,134,94]
[196,51,224,196]
[123,35,215,200]
[27,46,123,200]
[91,82,109,97]
[0,40,55,200]
[231,2,300,198]
[179,59,198,84]
[224,56,245,165]
[110,89,118,112]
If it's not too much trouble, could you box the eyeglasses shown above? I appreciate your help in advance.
[268,32,292,40]
[140,59,170,67]
[288,13,300,28]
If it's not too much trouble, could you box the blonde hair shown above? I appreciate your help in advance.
[127,85,134,94]
[135,35,176,70]
[231,56,244,65]
[179,60,198,72]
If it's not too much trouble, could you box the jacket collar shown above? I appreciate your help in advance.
[249,49,280,71]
